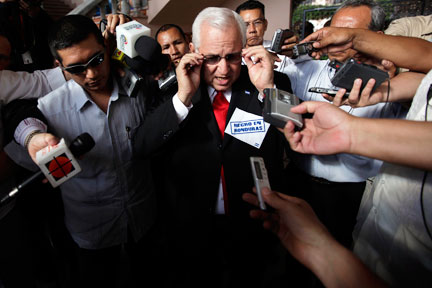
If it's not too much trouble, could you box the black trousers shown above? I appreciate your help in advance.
[68,227,160,288]
[0,181,64,288]
[288,166,366,249]
[283,165,366,288]
[158,215,288,288]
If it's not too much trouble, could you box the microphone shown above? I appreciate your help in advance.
[1,133,95,204]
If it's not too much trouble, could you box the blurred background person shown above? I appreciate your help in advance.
[0,0,54,72]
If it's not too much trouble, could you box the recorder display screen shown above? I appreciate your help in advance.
[254,162,263,179]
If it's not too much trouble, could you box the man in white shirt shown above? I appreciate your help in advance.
[280,0,402,250]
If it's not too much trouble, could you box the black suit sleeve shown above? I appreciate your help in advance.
[274,71,293,94]
[133,91,181,158]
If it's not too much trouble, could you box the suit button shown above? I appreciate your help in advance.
[163,130,173,140]
[218,144,222,150]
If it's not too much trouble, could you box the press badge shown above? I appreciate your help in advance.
[225,108,270,148]
[21,51,33,64]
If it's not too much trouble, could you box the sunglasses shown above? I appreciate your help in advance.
[203,52,242,65]
[62,51,105,74]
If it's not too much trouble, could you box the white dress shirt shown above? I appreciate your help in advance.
[353,69,432,287]
[280,58,403,182]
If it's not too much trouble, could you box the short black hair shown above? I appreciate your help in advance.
[235,0,265,17]
[48,15,104,62]
[155,24,187,42]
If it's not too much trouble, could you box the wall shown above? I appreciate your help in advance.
[63,0,293,39]
[145,0,292,39]
[63,0,85,7]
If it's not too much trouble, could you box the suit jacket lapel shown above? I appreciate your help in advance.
[192,84,222,142]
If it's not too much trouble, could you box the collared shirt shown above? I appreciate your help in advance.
[353,69,432,287]
[281,58,403,182]
[207,87,232,215]
[385,14,432,42]
[37,77,155,249]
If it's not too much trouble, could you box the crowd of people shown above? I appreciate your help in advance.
[0,0,431,287]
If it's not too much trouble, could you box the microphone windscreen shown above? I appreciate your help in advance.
[69,133,95,157]
[134,36,161,62]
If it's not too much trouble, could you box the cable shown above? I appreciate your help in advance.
[379,78,391,119]
[420,84,432,242]
[420,171,432,242]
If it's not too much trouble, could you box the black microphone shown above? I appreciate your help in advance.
[1,133,95,204]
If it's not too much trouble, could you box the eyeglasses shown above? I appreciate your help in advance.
[62,51,105,74]
[203,52,242,65]
[244,18,265,28]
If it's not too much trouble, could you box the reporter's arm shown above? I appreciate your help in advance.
[304,27,432,73]
[243,188,386,288]
[285,101,432,171]
[310,237,386,288]
[0,68,65,104]
[350,29,432,73]
[349,117,432,171]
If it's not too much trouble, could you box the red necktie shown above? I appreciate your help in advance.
[212,91,230,214]
[213,91,229,138]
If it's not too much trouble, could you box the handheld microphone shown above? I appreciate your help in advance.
[1,133,95,204]
[116,20,151,58]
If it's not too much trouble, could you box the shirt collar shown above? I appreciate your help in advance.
[73,76,120,111]
[207,86,232,104]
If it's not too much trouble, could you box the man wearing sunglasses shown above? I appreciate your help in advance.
[135,7,292,287]
[8,14,160,287]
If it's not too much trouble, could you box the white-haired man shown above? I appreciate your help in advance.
[134,6,293,287]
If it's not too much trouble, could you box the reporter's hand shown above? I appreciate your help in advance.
[103,13,130,38]
[323,78,387,108]
[380,59,397,79]
[279,35,299,57]
[28,132,60,163]
[176,52,203,106]
[242,187,335,269]
[283,101,353,155]
[302,27,357,60]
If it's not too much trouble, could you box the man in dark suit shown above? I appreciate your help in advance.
[135,6,292,288]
